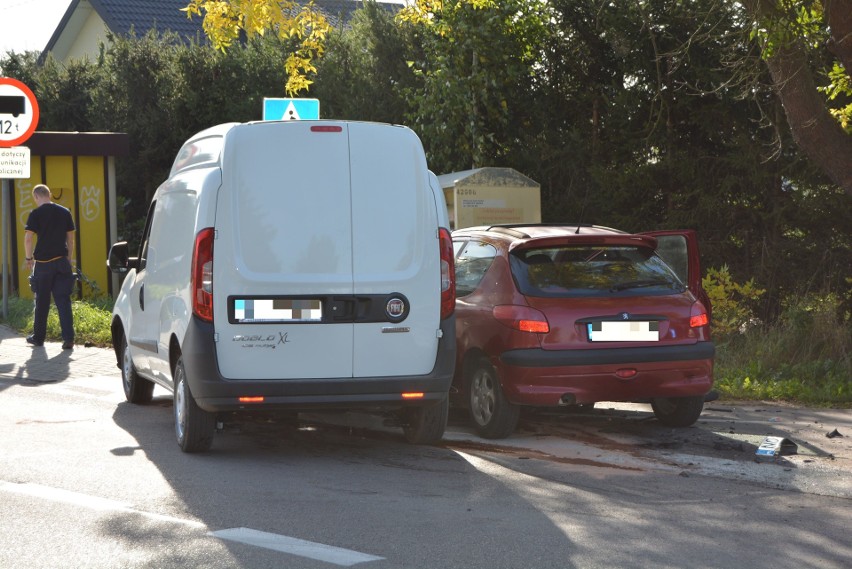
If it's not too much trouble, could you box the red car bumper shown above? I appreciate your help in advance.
[498,342,714,406]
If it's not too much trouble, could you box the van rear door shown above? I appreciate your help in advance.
[214,121,355,380]
[348,122,442,377]
[212,121,442,381]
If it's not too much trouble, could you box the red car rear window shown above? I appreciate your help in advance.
[512,246,685,298]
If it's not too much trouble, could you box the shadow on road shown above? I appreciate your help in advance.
[107,397,852,568]
[110,399,585,568]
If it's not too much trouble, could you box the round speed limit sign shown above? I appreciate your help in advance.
[0,77,40,147]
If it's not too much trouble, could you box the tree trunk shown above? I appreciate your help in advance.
[825,0,852,71]
[745,0,852,197]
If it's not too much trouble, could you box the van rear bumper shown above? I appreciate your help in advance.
[181,317,456,413]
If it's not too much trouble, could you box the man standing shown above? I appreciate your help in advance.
[23,184,76,349]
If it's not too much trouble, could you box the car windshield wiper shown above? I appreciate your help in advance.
[610,279,677,292]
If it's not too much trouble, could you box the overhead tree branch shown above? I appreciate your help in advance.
[744,0,852,196]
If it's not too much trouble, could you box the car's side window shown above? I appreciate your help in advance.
[137,200,157,272]
[454,240,497,297]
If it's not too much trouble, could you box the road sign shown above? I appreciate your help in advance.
[0,78,39,148]
[263,98,320,121]
[0,147,30,178]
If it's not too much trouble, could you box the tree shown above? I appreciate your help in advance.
[33,58,98,132]
[182,0,330,94]
[89,32,188,207]
[1,2,845,315]
[397,0,550,172]
[743,0,852,196]
[313,2,416,123]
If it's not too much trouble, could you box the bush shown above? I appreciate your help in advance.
[702,265,765,342]
[714,293,851,404]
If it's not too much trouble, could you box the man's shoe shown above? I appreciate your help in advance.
[62,341,73,350]
[26,335,43,347]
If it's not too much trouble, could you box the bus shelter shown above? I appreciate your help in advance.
[1,131,129,301]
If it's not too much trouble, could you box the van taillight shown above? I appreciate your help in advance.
[192,228,215,322]
[311,125,343,133]
[493,305,550,333]
[439,228,455,319]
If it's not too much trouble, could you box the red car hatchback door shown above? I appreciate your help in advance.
[642,229,712,320]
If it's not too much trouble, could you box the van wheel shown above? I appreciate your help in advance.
[121,336,154,404]
[468,357,519,439]
[403,396,448,445]
[651,395,704,427]
[174,357,215,453]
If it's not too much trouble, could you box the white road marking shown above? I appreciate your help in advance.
[211,527,384,566]
[1,481,385,565]
[0,480,205,528]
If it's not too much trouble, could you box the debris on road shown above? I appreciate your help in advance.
[826,429,843,439]
[755,436,798,462]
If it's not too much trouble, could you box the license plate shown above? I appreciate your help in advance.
[588,321,659,342]
[233,298,322,323]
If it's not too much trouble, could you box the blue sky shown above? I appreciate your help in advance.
[1,0,407,57]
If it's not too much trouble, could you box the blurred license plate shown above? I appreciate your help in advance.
[233,298,322,323]
[588,321,658,342]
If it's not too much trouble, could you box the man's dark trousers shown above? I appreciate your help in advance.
[31,257,75,345]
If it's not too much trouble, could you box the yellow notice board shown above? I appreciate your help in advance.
[438,167,541,230]
[3,132,128,299]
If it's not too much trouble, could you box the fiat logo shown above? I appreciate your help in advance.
[387,298,405,318]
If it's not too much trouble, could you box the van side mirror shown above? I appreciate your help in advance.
[107,242,138,273]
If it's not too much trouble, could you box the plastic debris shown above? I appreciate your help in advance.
[755,436,798,462]
[826,429,843,439]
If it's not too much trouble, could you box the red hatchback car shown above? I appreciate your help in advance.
[451,224,714,438]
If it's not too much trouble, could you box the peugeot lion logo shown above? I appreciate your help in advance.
[621,312,629,320]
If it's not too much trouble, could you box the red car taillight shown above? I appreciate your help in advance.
[192,228,214,322]
[690,301,709,329]
[439,228,455,319]
[493,305,550,333]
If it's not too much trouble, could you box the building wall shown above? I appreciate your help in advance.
[64,10,108,61]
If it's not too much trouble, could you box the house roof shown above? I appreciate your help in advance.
[437,168,539,190]
[42,0,400,58]
[42,0,203,58]
[91,0,205,39]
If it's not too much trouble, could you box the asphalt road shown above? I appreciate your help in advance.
[2,326,851,568]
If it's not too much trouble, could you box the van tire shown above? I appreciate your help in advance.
[651,395,704,427]
[174,357,215,453]
[467,357,519,439]
[121,336,154,404]
[403,396,448,445]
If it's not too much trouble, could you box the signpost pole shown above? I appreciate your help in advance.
[2,179,9,319]
[0,78,40,321]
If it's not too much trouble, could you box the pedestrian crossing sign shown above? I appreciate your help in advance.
[263,98,320,121]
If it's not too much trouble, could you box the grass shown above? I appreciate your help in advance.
[2,295,113,347]
[712,295,851,406]
[2,293,849,406]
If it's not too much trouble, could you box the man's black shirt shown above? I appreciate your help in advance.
[25,202,76,260]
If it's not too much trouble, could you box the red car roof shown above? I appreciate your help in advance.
[454,224,658,251]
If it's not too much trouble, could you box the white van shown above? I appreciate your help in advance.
[108,121,456,452]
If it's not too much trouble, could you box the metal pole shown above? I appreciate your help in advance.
[2,178,9,320]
